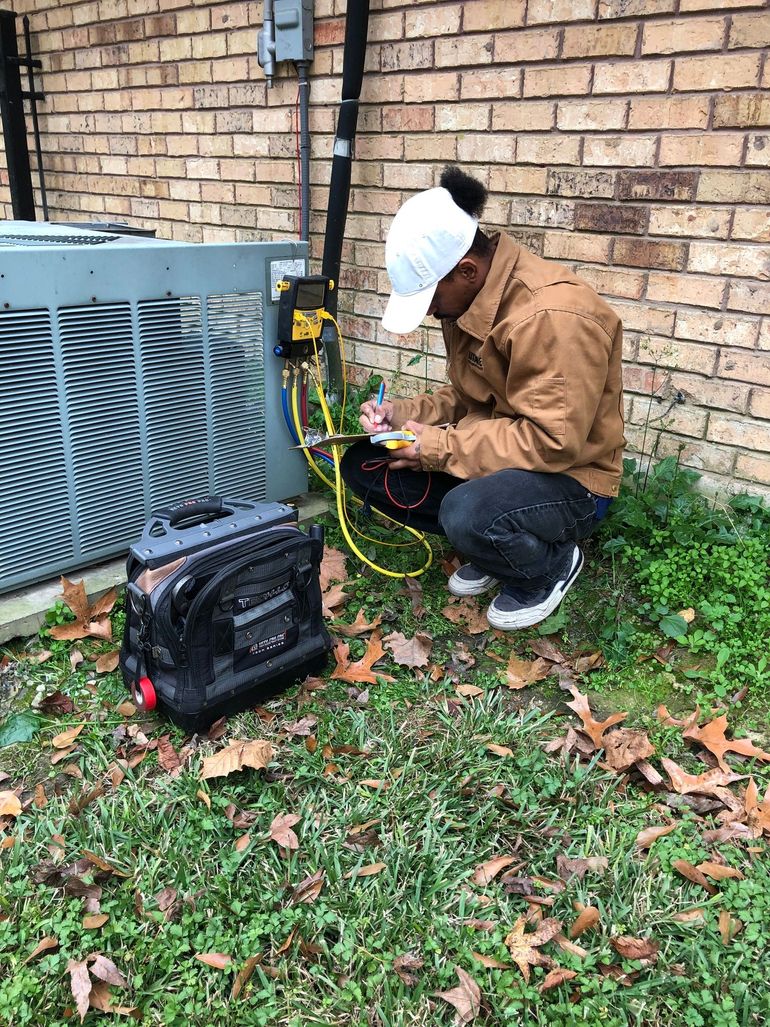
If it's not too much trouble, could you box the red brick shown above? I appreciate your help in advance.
[562,23,638,58]
[727,281,770,315]
[315,17,345,46]
[465,1,525,31]
[517,135,581,165]
[729,11,770,48]
[649,206,731,239]
[575,203,647,234]
[547,169,615,198]
[461,67,521,99]
[617,170,698,202]
[689,241,770,279]
[713,93,770,129]
[594,60,671,95]
[494,28,560,64]
[676,310,760,349]
[510,198,575,230]
[697,171,770,204]
[524,65,592,98]
[543,231,612,264]
[674,53,761,92]
[584,136,657,167]
[642,17,725,55]
[614,238,687,271]
[732,208,770,243]
[628,96,709,130]
[381,105,434,133]
[719,348,770,387]
[557,99,628,132]
[735,453,770,486]
[575,266,647,300]
[492,101,554,132]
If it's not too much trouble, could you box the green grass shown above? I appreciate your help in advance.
[2,461,770,1026]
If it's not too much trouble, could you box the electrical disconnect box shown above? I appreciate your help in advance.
[258,0,314,86]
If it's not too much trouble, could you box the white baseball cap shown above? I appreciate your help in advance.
[382,186,478,334]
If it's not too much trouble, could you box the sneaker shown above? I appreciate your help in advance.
[486,545,584,630]
[448,563,499,597]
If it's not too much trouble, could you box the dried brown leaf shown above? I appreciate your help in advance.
[39,689,76,714]
[331,631,395,684]
[504,916,561,982]
[610,936,660,961]
[232,955,263,999]
[434,966,482,1025]
[472,855,520,886]
[441,598,489,635]
[334,609,383,638]
[320,546,348,591]
[157,735,182,773]
[52,724,84,749]
[382,630,433,668]
[393,952,424,985]
[661,757,743,797]
[603,728,654,771]
[635,824,676,849]
[322,581,350,617]
[538,967,578,992]
[67,958,92,1021]
[695,861,744,882]
[95,650,120,674]
[269,813,300,851]
[195,952,233,970]
[24,936,59,963]
[683,714,770,773]
[345,861,386,879]
[200,739,273,780]
[718,909,743,946]
[505,654,551,690]
[0,791,22,817]
[291,869,325,905]
[472,952,511,969]
[565,685,626,749]
[82,913,109,929]
[569,906,600,938]
[486,743,514,758]
[672,859,718,895]
[556,855,608,882]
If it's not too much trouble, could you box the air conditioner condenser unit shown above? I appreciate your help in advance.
[0,223,310,593]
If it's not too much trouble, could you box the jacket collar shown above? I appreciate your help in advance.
[456,232,520,342]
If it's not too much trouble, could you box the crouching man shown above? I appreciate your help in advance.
[341,166,625,630]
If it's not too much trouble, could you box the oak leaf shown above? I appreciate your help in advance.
[434,966,482,1025]
[345,861,386,879]
[291,869,325,904]
[569,906,600,938]
[322,581,350,618]
[331,631,395,684]
[232,955,263,1000]
[382,630,433,668]
[603,728,654,771]
[24,936,59,963]
[200,739,273,780]
[441,597,490,634]
[157,735,182,773]
[334,609,383,637]
[556,855,608,882]
[565,685,626,749]
[505,654,550,690]
[672,859,717,895]
[661,757,743,798]
[695,861,744,881]
[269,813,300,851]
[683,714,770,773]
[95,651,120,674]
[52,724,84,749]
[67,958,92,1022]
[504,915,561,982]
[472,952,511,969]
[49,578,117,642]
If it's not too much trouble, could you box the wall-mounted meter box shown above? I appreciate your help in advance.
[275,0,314,64]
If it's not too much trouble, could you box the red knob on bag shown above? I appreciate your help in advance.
[132,676,157,711]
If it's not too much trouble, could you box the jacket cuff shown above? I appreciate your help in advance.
[418,426,447,472]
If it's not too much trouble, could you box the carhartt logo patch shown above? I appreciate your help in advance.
[468,351,483,370]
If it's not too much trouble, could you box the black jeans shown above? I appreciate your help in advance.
[340,441,598,592]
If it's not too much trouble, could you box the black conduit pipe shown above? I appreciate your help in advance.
[320,0,370,392]
[297,60,311,242]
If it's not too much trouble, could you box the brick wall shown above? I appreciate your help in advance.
[2,0,769,497]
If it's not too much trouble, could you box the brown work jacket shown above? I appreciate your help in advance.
[389,232,626,498]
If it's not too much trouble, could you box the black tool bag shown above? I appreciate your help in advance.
[119,496,331,732]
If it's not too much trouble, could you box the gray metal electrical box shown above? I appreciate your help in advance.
[0,224,310,593]
[275,0,314,63]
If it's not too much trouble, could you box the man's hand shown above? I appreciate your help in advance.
[386,420,425,470]
[360,398,395,433]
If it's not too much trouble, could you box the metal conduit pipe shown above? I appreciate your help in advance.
[297,60,311,243]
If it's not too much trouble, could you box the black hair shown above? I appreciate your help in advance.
[439,166,494,260]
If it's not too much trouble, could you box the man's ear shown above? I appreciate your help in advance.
[456,257,479,282]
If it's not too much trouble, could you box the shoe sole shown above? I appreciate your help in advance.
[486,550,584,630]
[447,573,498,598]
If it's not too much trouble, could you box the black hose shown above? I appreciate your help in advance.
[320,0,370,395]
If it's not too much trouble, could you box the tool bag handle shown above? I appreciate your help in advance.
[156,496,226,528]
